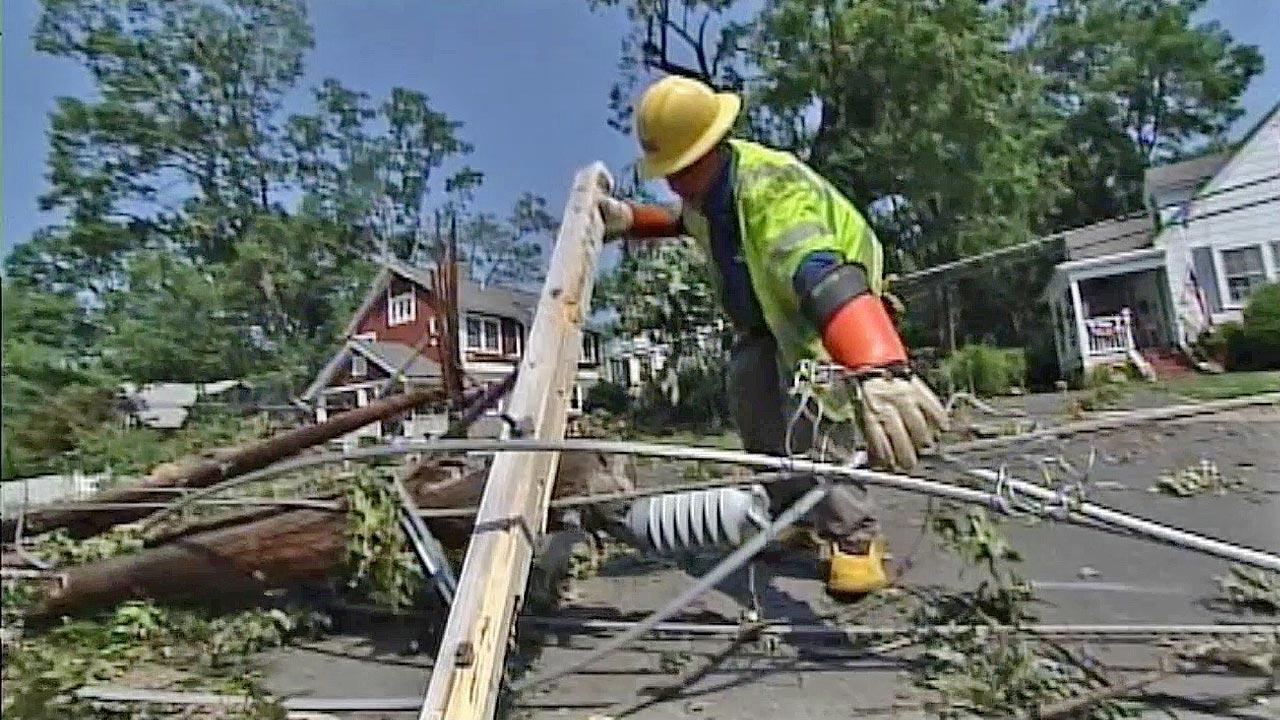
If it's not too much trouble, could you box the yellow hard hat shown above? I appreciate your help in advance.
[635,76,741,179]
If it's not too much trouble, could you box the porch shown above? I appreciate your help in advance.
[315,381,449,449]
[1044,247,1182,377]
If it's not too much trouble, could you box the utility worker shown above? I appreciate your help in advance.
[599,76,949,595]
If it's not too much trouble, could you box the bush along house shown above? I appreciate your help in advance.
[301,258,603,443]
[1042,102,1279,379]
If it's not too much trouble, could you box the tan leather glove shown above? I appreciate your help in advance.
[598,197,634,236]
[853,371,949,472]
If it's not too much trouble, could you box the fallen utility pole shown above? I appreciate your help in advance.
[418,163,611,720]
[24,444,633,618]
[3,387,448,541]
[207,437,1280,572]
[31,461,485,619]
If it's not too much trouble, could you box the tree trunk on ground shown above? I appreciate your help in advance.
[33,462,483,618]
[30,452,635,619]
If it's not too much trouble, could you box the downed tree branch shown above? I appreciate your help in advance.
[1036,669,1171,719]
[27,447,635,619]
[31,462,484,619]
[134,376,518,541]
[3,387,449,541]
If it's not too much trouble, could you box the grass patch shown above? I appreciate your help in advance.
[1155,371,1280,400]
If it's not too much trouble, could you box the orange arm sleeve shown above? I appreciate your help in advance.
[821,294,909,370]
[628,203,683,239]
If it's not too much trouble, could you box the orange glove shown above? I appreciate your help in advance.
[811,276,949,471]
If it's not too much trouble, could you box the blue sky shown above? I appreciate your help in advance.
[3,0,1279,257]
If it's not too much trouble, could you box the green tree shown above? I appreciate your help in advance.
[8,0,487,389]
[1,281,117,479]
[1031,0,1264,225]
[750,0,1064,269]
[98,252,264,382]
[31,0,314,270]
[223,214,377,384]
[590,0,1067,365]
[462,192,556,286]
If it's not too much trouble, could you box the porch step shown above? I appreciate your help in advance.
[1139,349,1195,378]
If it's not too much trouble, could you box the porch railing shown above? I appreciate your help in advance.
[1084,308,1135,357]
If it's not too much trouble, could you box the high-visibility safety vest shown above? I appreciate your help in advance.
[680,138,885,373]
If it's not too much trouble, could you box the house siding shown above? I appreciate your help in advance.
[355,280,442,348]
[327,355,391,388]
[1157,110,1280,344]
[308,260,603,438]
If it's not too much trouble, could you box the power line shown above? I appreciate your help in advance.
[894,173,1280,287]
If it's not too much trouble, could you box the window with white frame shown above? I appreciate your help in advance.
[387,287,415,326]
[1221,245,1267,304]
[351,353,367,377]
[609,358,630,386]
[569,383,583,411]
[581,333,599,364]
[465,315,501,352]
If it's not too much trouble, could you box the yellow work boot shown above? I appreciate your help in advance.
[824,535,889,597]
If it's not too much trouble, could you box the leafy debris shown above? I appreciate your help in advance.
[342,468,423,609]
[1149,460,1251,497]
[1215,564,1280,614]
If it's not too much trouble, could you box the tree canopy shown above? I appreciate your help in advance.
[2,0,554,477]
[591,0,1262,362]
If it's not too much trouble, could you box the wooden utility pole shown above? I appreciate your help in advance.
[418,163,611,720]
[439,212,465,402]
[31,461,485,618]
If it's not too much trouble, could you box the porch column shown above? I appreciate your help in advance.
[1069,277,1089,367]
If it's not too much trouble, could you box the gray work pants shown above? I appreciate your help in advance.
[727,332,879,543]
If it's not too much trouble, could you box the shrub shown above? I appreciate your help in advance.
[625,362,730,433]
[1072,365,1131,412]
[1226,282,1280,370]
[584,380,630,415]
[939,345,1027,397]
[1021,329,1061,391]
[1193,322,1235,365]
[673,363,729,426]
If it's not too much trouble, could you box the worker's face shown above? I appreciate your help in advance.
[664,148,721,205]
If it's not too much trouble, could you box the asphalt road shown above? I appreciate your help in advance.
[255,400,1280,719]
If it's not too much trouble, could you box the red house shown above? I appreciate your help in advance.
[301,259,602,441]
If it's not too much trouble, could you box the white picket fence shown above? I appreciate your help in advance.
[1,471,110,518]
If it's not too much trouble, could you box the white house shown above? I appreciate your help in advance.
[1043,103,1279,378]
[604,331,670,390]
[602,322,729,392]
